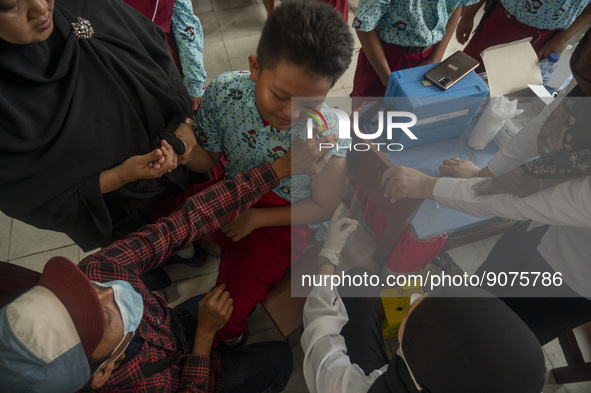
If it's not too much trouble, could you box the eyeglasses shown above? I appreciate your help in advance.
[93,332,133,374]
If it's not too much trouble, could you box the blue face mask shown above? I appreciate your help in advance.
[92,280,143,335]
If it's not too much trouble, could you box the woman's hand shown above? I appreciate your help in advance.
[125,139,178,180]
[221,208,260,242]
[439,157,481,178]
[381,166,437,203]
[174,121,198,165]
[100,140,178,194]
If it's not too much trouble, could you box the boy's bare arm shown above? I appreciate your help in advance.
[220,157,347,242]
[252,157,346,226]
[293,156,347,224]
[421,7,463,65]
[185,146,222,173]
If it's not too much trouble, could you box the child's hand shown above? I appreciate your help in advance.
[221,208,260,242]
[197,284,233,334]
[537,33,568,60]
[439,157,481,178]
[123,140,178,181]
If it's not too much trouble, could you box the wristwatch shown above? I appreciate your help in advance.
[183,117,197,128]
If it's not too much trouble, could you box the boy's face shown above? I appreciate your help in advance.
[248,55,333,130]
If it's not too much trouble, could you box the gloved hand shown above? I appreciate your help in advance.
[318,205,359,266]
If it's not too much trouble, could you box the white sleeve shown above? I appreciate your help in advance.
[301,285,383,393]
[433,176,591,227]
[487,97,562,176]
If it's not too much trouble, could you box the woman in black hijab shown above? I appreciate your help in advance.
[368,286,546,393]
[303,267,547,392]
[0,0,198,250]
[302,213,546,393]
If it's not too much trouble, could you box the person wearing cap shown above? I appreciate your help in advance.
[301,210,547,392]
[0,139,334,393]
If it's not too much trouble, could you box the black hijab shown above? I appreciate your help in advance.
[369,287,546,393]
[0,0,192,250]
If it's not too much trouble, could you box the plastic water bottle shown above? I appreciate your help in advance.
[540,52,560,85]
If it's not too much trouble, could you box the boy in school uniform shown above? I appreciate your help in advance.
[350,0,479,109]
[186,0,354,343]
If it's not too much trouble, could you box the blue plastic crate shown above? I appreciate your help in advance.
[379,63,489,148]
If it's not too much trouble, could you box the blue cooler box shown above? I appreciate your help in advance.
[376,63,489,148]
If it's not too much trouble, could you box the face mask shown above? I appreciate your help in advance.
[396,345,425,392]
[397,293,427,392]
[92,280,143,335]
[409,293,421,307]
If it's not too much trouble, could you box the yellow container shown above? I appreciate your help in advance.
[380,285,424,339]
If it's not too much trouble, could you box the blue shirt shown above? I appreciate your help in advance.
[353,0,478,47]
[196,71,350,237]
[501,0,590,30]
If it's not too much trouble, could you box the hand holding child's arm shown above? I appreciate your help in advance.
[318,205,359,267]
[381,165,437,203]
[99,140,178,194]
[221,156,347,239]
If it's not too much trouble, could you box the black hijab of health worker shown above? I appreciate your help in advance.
[0,0,192,250]
[368,287,546,393]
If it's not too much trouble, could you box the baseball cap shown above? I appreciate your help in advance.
[0,256,105,393]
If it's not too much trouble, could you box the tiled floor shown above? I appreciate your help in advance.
[3,0,591,392]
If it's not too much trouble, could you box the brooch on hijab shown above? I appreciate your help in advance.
[71,17,95,40]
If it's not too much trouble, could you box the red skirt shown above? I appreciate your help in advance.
[463,1,557,74]
[214,191,312,341]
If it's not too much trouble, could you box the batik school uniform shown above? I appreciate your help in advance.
[171,0,207,99]
[196,71,349,341]
[464,0,591,74]
[123,0,207,98]
[351,0,478,103]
